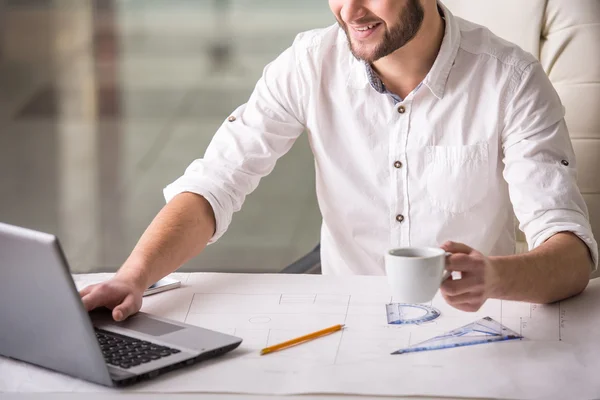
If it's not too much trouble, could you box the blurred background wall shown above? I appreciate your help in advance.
[0,0,332,273]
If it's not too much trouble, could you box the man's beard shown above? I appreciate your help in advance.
[340,0,425,63]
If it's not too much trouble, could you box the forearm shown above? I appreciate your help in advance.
[115,192,216,290]
[488,232,592,304]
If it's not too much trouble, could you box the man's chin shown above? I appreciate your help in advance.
[349,45,377,63]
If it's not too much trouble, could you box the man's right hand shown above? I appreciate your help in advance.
[79,277,144,321]
[77,192,216,322]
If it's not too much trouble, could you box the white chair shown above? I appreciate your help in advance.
[444,0,600,278]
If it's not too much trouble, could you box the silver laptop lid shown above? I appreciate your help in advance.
[0,223,112,386]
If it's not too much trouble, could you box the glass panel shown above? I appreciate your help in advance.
[0,0,331,272]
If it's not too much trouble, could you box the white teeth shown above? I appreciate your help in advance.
[356,24,377,31]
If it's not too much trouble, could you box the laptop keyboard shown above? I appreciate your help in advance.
[95,329,181,369]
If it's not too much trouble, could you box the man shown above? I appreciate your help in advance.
[80,0,597,319]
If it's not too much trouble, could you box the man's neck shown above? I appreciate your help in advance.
[371,5,445,100]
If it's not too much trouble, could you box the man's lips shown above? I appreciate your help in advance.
[348,22,383,40]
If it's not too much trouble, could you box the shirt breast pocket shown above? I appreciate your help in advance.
[425,143,490,214]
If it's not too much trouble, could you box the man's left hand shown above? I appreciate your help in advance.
[440,241,498,312]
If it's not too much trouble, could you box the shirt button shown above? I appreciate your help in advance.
[396,214,404,223]
[398,106,406,114]
[393,161,402,169]
[228,116,236,122]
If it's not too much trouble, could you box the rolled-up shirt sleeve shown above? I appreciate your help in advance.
[163,36,308,244]
[502,61,598,270]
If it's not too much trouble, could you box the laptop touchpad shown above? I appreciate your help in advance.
[120,315,184,336]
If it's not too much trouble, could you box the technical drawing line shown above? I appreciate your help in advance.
[333,327,346,365]
[559,302,562,341]
[184,293,196,323]
[342,294,351,324]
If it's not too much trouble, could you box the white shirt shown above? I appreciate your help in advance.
[164,2,598,274]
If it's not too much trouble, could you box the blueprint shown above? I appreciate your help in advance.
[1,273,599,399]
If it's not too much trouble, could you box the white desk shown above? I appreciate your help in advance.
[2,273,599,400]
[3,394,448,400]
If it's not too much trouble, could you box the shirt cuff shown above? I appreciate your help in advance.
[531,225,599,272]
[163,180,231,245]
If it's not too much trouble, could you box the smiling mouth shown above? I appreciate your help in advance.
[348,21,382,40]
[354,22,382,32]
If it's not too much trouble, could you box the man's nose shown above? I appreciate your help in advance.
[340,0,368,24]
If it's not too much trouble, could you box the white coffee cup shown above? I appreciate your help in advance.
[385,247,451,303]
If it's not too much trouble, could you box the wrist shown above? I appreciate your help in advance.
[115,259,150,292]
[486,256,507,300]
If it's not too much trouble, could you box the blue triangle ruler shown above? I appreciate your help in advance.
[392,316,523,355]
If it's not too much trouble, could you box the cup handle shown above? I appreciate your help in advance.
[442,252,452,281]
[442,270,451,281]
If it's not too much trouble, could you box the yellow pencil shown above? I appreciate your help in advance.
[260,324,345,355]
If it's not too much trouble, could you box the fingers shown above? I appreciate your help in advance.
[441,275,483,296]
[441,286,486,312]
[439,242,490,313]
[441,264,486,312]
[441,241,473,255]
[445,253,484,272]
[444,300,483,313]
[81,283,120,312]
[112,294,140,322]
[441,273,487,312]
[78,284,96,298]
[81,288,106,312]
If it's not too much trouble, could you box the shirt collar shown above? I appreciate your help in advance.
[347,1,460,100]
[365,62,385,93]
[422,1,460,99]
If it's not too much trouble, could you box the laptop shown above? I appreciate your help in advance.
[0,222,243,387]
